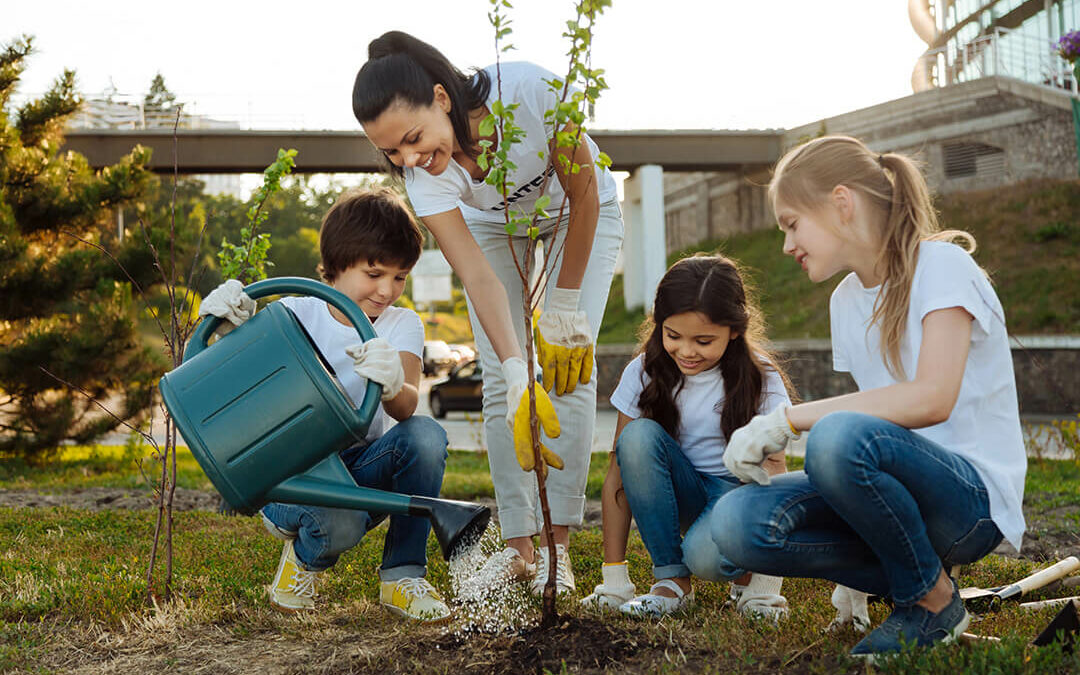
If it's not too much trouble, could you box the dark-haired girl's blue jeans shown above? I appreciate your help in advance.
[615,418,744,580]
[687,412,1002,605]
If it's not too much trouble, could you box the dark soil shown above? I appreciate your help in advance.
[355,615,855,675]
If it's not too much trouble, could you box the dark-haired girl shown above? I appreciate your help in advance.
[584,254,792,618]
[352,31,623,594]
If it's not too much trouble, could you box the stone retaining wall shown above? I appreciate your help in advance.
[595,336,1080,417]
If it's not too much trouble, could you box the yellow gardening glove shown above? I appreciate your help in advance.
[535,288,593,396]
[502,357,564,473]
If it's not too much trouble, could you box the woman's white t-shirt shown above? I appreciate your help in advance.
[829,240,1027,550]
[609,354,791,477]
[404,61,618,224]
[278,297,425,444]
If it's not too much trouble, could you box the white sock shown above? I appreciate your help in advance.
[601,561,632,589]
[736,574,788,621]
[743,573,784,598]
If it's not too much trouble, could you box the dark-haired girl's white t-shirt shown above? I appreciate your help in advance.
[609,354,790,477]
[403,61,618,224]
[829,240,1026,550]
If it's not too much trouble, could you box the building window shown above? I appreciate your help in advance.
[943,141,1005,179]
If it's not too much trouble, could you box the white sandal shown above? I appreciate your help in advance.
[618,579,694,617]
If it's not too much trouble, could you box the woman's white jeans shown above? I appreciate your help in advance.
[464,199,623,539]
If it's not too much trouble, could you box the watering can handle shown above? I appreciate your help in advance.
[185,277,382,426]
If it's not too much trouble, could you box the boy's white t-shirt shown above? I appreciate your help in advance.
[404,61,619,224]
[829,240,1027,550]
[278,296,425,444]
[609,354,791,478]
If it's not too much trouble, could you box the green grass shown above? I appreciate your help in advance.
[598,179,1080,343]
[0,446,612,502]
[2,443,1079,672]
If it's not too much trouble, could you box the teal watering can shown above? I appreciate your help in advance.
[159,277,489,560]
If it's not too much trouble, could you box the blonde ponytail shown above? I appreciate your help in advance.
[769,136,976,379]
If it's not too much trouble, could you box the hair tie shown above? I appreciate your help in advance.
[876,153,885,166]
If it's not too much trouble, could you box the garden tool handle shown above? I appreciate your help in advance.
[185,277,381,426]
[999,557,1080,601]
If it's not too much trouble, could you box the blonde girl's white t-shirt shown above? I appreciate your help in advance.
[829,240,1027,550]
[278,297,425,444]
[404,61,618,224]
[609,354,791,477]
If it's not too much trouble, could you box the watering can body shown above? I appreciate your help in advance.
[158,277,489,559]
[159,277,394,515]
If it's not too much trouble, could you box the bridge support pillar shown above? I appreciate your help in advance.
[621,164,666,312]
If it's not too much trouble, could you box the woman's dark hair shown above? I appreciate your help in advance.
[352,31,491,177]
[636,254,795,442]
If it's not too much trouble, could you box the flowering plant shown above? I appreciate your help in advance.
[1057,29,1080,63]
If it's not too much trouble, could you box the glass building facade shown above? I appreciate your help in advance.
[912,0,1080,91]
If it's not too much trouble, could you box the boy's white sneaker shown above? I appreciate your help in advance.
[618,579,694,618]
[530,544,575,596]
[268,540,320,611]
[380,577,451,623]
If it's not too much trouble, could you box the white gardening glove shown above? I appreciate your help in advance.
[535,288,593,396]
[826,584,871,633]
[723,403,799,486]
[503,356,530,430]
[345,338,404,401]
[198,279,256,337]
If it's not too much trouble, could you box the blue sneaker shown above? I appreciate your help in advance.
[850,584,968,661]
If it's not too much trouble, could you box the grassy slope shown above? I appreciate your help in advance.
[598,179,1080,343]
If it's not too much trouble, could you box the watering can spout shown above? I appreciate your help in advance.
[410,496,491,560]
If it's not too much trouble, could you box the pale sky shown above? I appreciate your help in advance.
[10,0,929,132]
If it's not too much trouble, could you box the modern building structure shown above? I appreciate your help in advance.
[910,0,1079,93]
[634,0,1079,308]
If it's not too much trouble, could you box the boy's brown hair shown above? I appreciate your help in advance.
[318,186,424,283]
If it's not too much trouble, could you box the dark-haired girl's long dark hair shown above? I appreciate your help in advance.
[352,31,491,177]
[637,254,794,442]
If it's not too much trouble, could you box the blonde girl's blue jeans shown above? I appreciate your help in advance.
[687,412,1003,606]
[463,199,624,539]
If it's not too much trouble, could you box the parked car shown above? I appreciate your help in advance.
[429,359,483,418]
[422,340,456,375]
[428,358,544,419]
[448,343,475,364]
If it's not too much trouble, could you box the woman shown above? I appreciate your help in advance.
[352,30,623,594]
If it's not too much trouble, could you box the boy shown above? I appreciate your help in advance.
[200,187,449,622]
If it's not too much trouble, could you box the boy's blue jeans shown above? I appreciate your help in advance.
[687,412,1002,605]
[261,416,448,581]
[615,418,743,580]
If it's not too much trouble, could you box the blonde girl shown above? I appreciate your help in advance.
[690,135,1026,660]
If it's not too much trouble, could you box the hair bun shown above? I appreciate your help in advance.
[368,30,413,60]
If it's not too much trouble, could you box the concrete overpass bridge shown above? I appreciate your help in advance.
[61,128,782,174]
[63,128,782,311]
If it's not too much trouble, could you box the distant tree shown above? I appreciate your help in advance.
[143,72,177,111]
[0,35,161,459]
